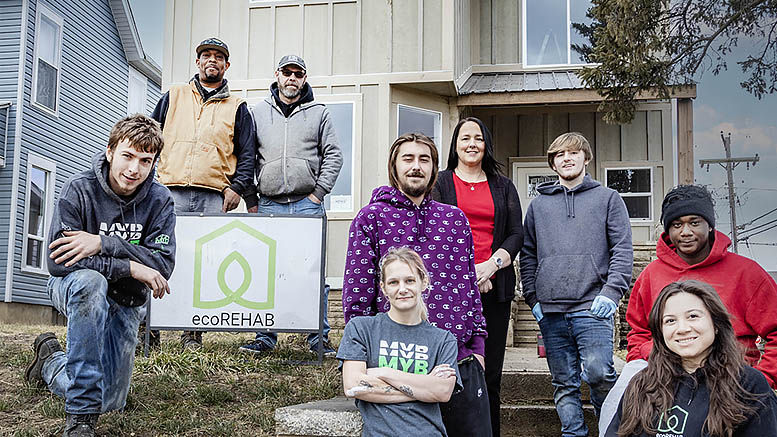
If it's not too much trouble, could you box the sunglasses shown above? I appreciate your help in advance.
[279,69,305,78]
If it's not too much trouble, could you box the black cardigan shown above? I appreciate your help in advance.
[431,169,524,303]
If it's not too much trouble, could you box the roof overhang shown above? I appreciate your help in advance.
[109,0,161,85]
[457,71,696,106]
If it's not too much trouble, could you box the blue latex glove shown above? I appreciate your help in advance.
[590,295,617,318]
[532,303,544,323]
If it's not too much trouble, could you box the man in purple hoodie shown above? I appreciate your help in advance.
[342,133,490,437]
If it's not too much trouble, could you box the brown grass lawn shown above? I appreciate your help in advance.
[0,325,341,436]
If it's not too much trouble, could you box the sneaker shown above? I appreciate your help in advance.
[309,339,336,358]
[26,332,63,386]
[181,331,202,351]
[63,413,98,437]
[239,340,274,354]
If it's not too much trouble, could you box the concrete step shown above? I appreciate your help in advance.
[501,403,598,437]
[499,347,625,403]
[501,371,590,403]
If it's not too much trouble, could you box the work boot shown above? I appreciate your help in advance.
[25,332,63,386]
[181,331,203,351]
[63,413,98,437]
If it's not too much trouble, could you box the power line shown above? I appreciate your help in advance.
[739,223,777,239]
[739,218,777,237]
[739,209,777,231]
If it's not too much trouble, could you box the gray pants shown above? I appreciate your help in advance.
[598,359,648,435]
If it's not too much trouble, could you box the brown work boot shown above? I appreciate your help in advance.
[25,332,63,386]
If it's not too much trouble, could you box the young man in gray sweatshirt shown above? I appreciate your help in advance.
[519,132,633,437]
[25,115,176,437]
[242,55,342,355]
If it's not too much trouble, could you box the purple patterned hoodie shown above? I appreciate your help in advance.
[343,185,487,360]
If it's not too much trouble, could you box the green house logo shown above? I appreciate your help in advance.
[657,405,688,434]
[193,220,276,310]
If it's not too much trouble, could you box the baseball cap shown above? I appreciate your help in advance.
[196,38,229,59]
[278,55,306,71]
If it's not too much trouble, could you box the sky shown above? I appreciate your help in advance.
[129,0,163,67]
[691,42,777,271]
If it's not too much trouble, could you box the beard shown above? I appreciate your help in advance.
[558,166,585,181]
[279,84,301,99]
[398,171,429,198]
[200,69,223,84]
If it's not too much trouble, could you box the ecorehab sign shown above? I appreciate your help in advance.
[149,214,325,332]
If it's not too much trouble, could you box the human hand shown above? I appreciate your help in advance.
[307,193,321,204]
[478,279,493,294]
[590,295,617,318]
[130,261,170,299]
[430,364,456,379]
[475,260,498,285]
[247,205,258,213]
[532,303,544,323]
[222,188,241,212]
[473,354,485,370]
[48,231,102,266]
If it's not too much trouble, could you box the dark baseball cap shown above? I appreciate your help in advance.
[278,55,306,71]
[196,38,229,59]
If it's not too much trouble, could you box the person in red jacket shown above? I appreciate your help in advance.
[598,184,777,434]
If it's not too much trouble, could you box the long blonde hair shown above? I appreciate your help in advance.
[378,247,430,321]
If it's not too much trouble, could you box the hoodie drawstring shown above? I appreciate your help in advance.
[563,188,576,218]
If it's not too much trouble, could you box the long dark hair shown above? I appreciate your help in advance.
[445,117,503,176]
[619,280,755,437]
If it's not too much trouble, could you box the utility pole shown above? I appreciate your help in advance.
[699,132,759,253]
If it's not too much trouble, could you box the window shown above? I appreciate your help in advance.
[523,0,593,66]
[127,67,148,115]
[323,102,355,213]
[397,104,442,164]
[32,5,63,114]
[605,167,653,221]
[22,155,56,273]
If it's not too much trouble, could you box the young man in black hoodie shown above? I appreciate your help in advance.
[25,114,176,437]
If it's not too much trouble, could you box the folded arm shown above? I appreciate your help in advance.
[342,361,456,403]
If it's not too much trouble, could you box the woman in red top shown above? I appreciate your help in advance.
[432,117,523,437]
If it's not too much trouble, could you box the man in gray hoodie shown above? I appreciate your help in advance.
[25,115,176,437]
[519,132,633,437]
[242,55,342,355]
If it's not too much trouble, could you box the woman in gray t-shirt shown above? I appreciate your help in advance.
[337,247,461,437]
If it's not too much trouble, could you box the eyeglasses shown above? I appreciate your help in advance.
[279,69,305,79]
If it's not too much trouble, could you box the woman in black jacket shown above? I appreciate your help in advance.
[606,280,777,436]
[432,116,523,437]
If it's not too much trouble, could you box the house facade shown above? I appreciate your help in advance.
[0,0,161,322]
[161,0,695,290]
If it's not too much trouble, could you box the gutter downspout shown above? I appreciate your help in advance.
[5,0,30,303]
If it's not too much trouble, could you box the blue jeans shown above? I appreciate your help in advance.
[538,310,617,437]
[168,187,223,214]
[43,270,142,414]
[253,197,330,348]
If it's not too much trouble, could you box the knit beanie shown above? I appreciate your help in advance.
[660,185,715,229]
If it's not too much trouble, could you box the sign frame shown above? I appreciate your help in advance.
[142,212,327,362]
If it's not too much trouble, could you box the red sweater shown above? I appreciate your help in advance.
[626,230,777,388]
